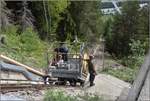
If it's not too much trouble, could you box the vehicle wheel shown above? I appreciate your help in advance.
[80,81,85,87]
[43,76,50,84]
[57,78,67,85]
[48,78,53,85]
[69,80,76,87]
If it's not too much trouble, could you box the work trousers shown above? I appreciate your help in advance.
[89,73,95,85]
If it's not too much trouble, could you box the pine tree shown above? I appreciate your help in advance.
[57,1,102,43]
[108,1,140,57]
[0,0,12,30]
[17,1,34,32]
[30,1,69,40]
[73,1,102,43]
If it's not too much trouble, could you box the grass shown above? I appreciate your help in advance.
[78,93,104,101]
[44,90,104,101]
[0,27,50,68]
[101,56,143,83]
[44,90,76,101]
[102,67,137,83]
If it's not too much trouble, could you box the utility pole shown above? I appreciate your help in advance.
[102,39,105,70]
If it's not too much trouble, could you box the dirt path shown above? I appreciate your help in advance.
[85,74,130,100]
[58,74,130,101]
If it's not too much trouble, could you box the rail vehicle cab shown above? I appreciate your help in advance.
[46,42,89,86]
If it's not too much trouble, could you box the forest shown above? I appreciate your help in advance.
[0,0,149,82]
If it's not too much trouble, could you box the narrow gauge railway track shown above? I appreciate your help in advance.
[0,84,52,93]
[0,79,81,93]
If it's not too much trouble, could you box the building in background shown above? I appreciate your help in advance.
[101,0,148,15]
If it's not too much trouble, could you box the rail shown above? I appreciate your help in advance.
[0,79,81,93]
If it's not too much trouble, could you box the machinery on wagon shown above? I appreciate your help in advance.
[46,42,89,86]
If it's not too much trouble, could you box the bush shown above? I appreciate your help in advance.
[102,38,147,83]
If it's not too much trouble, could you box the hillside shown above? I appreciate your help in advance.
[0,27,49,68]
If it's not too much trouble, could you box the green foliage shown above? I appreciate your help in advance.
[102,67,137,83]
[56,1,102,43]
[20,28,45,52]
[76,1,102,43]
[0,26,21,60]
[125,39,145,68]
[47,0,69,34]
[44,90,104,101]
[103,39,146,83]
[19,28,48,68]
[104,1,149,57]
[0,26,48,68]
[129,39,146,56]
[3,26,21,50]
[102,16,113,52]
[102,1,149,83]
[101,15,113,37]
[44,90,76,101]
[119,39,146,68]
[30,1,69,40]
[56,10,76,42]
[78,93,104,101]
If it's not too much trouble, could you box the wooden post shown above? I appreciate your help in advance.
[103,40,105,70]
[101,39,105,70]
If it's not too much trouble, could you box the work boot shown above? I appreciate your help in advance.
[90,83,95,87]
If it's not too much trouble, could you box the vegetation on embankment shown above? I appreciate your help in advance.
[101,1,149,83]
[0,27,49,68]
[44,90,104,101]
[102,40,146,83]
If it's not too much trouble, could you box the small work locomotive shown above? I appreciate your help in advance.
[46,42,89,86]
